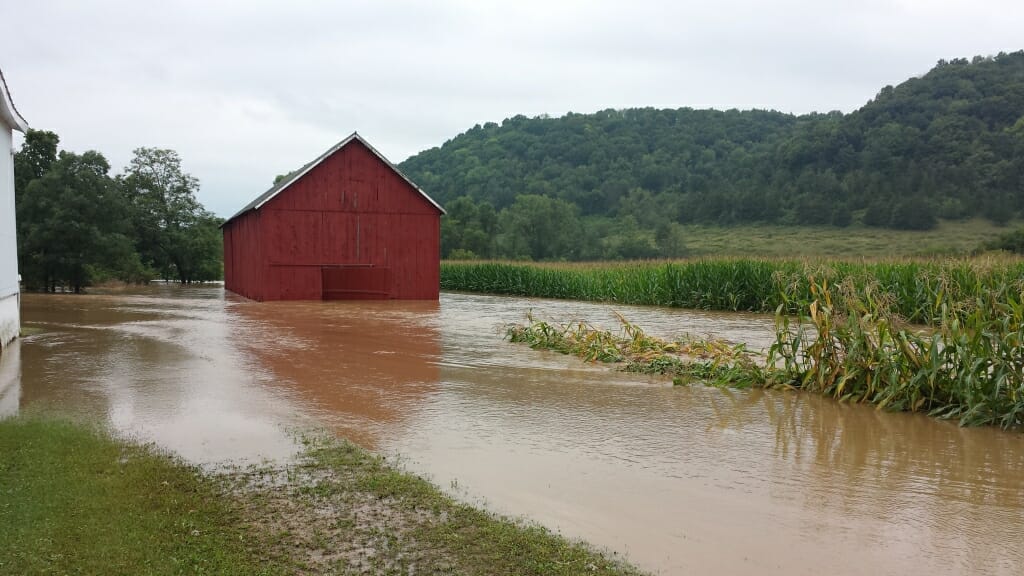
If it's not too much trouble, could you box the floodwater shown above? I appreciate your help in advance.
[3,286,1023,575]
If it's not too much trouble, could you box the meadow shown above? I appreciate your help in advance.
[677,218,1019,258]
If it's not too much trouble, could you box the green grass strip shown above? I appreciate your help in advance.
[0,416,284,575]
[1,415,646,575]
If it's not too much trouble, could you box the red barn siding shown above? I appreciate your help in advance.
[223,213,264,301]
[222,135,442,301]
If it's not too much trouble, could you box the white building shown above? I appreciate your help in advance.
[0,67,28,348]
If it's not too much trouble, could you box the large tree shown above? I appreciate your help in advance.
[17,151,136,292]
[13,129,59,193]
[121,148,219,282]
[497,194,580,260]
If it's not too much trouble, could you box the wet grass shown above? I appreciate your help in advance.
[228,435,645,576]
[442,255,1024,325]
[0,415,645,576]
[0,416,285,575]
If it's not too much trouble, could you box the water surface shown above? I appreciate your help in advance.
[5,286,1022,575]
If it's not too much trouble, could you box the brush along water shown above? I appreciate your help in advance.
[506,276,1024,429]
[505,312,767,388]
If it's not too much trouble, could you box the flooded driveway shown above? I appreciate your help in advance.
[3,286,1023,575]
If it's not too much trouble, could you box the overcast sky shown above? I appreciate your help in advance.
[2,0,1022,216]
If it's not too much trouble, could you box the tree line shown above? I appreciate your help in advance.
[400,51,1024,260]
[14,130,222,292]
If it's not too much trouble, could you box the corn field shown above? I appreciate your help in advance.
[492,258,1024,429]
[443,257,1024,325]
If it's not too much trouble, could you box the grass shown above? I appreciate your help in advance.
[0,415,645,576]
[678,218,1021,258]
[0,415,285,575]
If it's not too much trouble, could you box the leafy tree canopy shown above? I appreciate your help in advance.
[14,139,223,291]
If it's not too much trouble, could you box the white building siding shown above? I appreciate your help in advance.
[0,294,17,349]
[0,116,19,347]
[0,336,18,418]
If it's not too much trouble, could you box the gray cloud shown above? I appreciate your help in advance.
[2,0,1022,216]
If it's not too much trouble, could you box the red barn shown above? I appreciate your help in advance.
[222,133,445,301]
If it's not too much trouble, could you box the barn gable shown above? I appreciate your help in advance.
[223,133,444,302]
[224,132,444,225]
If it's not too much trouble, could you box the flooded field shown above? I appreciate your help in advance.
[3,285,1023,575]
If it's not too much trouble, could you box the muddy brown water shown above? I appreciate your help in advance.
[2,285,1022,575]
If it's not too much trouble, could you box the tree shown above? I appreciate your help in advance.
[890,197,937,230]
[655,222,689,258]
[601,216,659,260]
[982,226,1024,253]
[497,195,580,260]
[17,151,134,292]
[121,148,214,282]
[175,214,224,282]
[13,129,59,192]
[440,196,499,259]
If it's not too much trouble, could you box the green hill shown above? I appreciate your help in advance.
[398,51,1024,260]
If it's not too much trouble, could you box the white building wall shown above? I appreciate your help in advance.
[0,126,19,347]
[0,337,18,418]
[0,294,17,349]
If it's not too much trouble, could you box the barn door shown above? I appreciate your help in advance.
[321,266,391,300]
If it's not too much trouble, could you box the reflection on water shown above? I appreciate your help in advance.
[15,288,302,463]
[231,300,441,449]
[12,287,1024,575]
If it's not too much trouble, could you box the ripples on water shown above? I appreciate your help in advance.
[4,286,1022,575]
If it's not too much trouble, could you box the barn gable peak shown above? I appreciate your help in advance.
[223,132,445,226]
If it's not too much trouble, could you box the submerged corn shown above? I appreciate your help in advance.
[506,313,766,388]
[506,276,1024,430]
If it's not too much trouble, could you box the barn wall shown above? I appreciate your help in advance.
[255,140,441,301]
[223,213,264,301]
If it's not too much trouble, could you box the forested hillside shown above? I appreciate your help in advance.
[400,51,1024,260]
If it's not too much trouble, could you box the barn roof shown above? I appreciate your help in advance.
[223,132,445,226]
[0,66,28,132]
